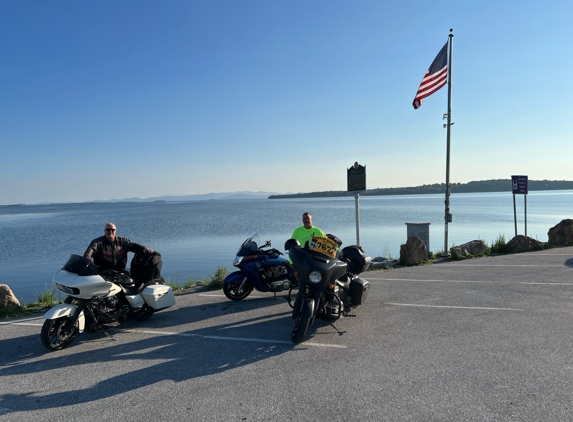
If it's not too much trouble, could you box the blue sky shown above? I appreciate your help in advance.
[1,0,571,205]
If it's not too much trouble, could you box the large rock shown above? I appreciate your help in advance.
[0,284,20,311]
[450,240,487,259]
[400,236,427,265]
[507,235,542,253]
[548,219,573,247]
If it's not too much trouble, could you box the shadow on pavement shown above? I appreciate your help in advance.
[0,299,301,413]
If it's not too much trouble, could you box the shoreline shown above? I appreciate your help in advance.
[4,241,570,320]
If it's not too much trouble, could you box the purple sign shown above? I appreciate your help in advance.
[511,175,528,194]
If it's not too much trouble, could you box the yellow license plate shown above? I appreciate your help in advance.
[309,236,338,259]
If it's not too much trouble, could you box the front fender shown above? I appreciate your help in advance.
[223,271,246,284]
[301,297,315,318]
[43,304,85,333]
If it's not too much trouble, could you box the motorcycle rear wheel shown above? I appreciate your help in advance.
[223,278,253,301]
[291,300,310,344]
[40,317,79,351]
[135,308,155,322]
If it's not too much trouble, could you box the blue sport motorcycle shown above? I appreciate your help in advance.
[222,233,295,300]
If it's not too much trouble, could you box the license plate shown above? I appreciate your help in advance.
[309,236,338,259]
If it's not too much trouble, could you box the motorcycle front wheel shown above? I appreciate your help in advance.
[223,277,253,301]
[291,299,310,344]
[40,317,79,351]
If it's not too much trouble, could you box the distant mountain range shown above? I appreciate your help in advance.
[92,191,281,203]
[268,179,573,199]
[93,179,573,202]
[21,180,572,206]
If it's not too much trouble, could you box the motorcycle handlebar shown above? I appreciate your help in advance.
[258,240,272,249]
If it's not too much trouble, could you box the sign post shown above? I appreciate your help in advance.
[511,175,528,237]
[347,162,366,246]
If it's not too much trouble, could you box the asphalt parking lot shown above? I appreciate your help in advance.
[1,246,573,421]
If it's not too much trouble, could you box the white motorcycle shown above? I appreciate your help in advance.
[41,253,175,351]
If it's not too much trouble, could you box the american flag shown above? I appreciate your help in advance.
[412,42,448,109]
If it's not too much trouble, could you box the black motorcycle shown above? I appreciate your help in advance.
[285,236,371,344]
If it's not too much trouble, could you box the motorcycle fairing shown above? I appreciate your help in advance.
[289,247,348,283]
[233,255,288,292]
[43,304,86,333]
[54,269,122,298]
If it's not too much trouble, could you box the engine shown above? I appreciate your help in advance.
[87,295,126,324]
[259,265,288,282]
[100,295,119,314]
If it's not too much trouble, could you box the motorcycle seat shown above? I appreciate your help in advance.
[122,283,147,296]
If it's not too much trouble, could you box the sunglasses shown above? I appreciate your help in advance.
[105,228,116,232]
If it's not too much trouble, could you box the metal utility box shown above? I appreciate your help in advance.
[405,222,431,256]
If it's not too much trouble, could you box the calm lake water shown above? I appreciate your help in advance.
[1,190,571,303]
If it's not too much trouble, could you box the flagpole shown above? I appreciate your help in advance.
[443,29,454,256]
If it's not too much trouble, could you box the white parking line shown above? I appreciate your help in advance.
[516,253,573,256]
[0,320,346,349]
[385,303,524,311]
[448,264,564,267]
[198,293,284,298]
[0,316,44,326]
[119,328,347,348]
[366,278,573,286]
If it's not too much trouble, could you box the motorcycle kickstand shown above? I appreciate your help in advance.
[98,327,118,342]
[284,288,295,308]
[328,322,347,336]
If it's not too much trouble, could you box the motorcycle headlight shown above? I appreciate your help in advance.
[233,256,243,267]
[56,283,79,295]
[309,271,322,284]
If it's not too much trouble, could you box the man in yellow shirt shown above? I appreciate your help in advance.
[291,212,326,248]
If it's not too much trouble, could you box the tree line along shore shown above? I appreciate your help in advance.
[268,179,573,199]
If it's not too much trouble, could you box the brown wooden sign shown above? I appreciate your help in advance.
[347,162,366,192]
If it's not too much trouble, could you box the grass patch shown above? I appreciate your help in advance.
[0,302,54,319]
[397,259,434,267]
[0,284,60,319]
[489,234,509,254]
[166,266,229,293]
[204,265,228,289]
[165,276,197,294]
[35,284,60,307]
[381,245,394,260]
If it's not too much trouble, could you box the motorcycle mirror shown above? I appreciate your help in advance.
[284,238,300,251]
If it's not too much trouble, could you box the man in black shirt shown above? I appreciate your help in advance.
[84,223,153,271]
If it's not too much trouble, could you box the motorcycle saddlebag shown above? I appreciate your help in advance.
[341,246,372,274]
[141,285,175,310]
[130,252,163,285]
[349,278,370,306]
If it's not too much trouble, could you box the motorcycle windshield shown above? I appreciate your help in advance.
[62,254,99,276]
[237,232,261,256]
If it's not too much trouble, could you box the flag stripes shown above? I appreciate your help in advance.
[412,42,448,109]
